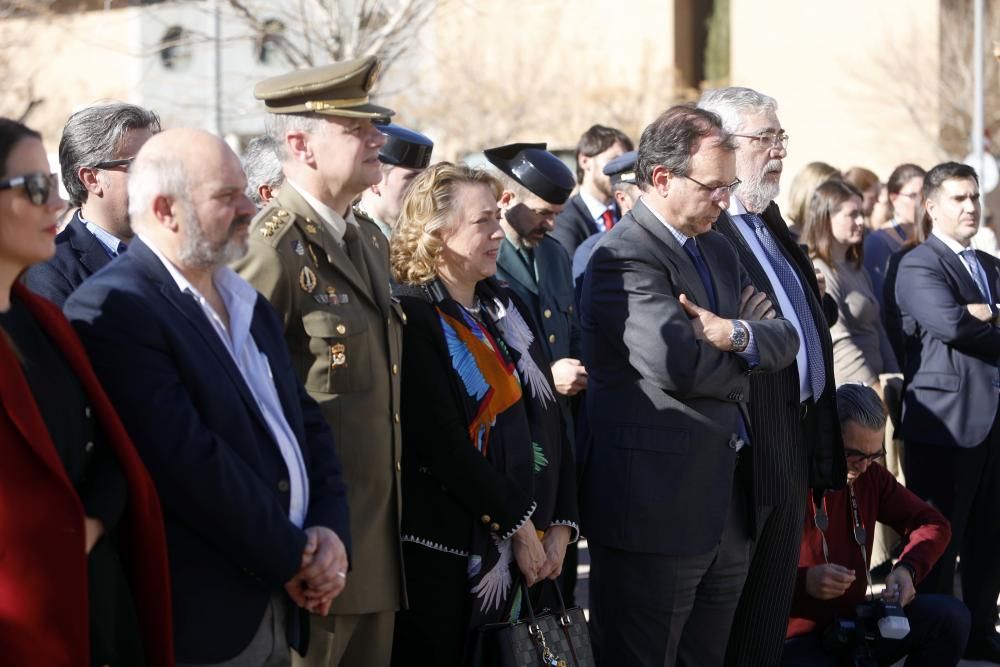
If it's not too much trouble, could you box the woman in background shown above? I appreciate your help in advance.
[843,166,881,230]
[803,179,899,392]
[0,117,172,666]
[786,161,841,241]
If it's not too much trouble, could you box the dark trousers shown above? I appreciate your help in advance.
[589,457,752,666]
[726,408,810,666]
[781,594,970,666]
[904,409,1000,639]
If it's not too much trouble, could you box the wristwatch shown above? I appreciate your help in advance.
[729,320,749,353]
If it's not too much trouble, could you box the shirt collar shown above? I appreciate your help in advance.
[726,196,749,217]
[932,229,972,255]
[640,196,692,246]
[81,215,125,257]
[286,179,359,245]
[579,188,613,220]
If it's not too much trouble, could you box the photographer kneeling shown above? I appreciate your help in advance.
[783,383,970,666]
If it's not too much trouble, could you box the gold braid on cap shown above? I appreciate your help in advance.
[304,96,371,111]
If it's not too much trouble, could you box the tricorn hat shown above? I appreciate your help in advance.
[483,142,575,205]
[379,124,434,169]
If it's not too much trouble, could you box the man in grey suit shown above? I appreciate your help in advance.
[699,87,846,666]
[579,104,799,665]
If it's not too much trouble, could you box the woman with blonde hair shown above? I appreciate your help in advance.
[802,179,899,391]
[843,166,881,229]
[389,162,577,665]
[0,117,172,665]
[786,161,840,241]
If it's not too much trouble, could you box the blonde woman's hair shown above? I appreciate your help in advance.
[787,161,841,227]
[390,162,502,285]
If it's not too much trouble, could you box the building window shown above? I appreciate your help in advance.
[256,19,287,65]
[160,25,191,70]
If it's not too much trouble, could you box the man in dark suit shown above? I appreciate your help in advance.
[896,161,1000,663]
[65,128,351,667]
[699,87,847,666]
[579,105,799,665]
[551,124,632,256]
[23,103,160,306]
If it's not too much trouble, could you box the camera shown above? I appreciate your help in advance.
[821,599,911,666]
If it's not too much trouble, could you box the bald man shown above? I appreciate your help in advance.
[65,129,351,667]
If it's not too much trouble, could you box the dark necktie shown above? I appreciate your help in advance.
[682,236,749,445]
[601,208,615,232]
[116,241,127,255]
[744,213,826,400]
[682,237,718,312]
[518,246,537,285]
[343,223,372,293]
[961,248,991,302]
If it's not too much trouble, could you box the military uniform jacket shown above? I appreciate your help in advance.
[233,184,405,614]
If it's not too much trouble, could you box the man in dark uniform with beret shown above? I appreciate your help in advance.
[486,142,584,603]
[232,56,405,667]
[355,123,433,239]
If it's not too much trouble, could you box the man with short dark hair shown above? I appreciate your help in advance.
[784,383,969,667]
[356,123,433,239]
[699,86,846,666]
[551,124,632,255]
[24,102,160,305]
[579,104,798,665]
[895,161,1000,662]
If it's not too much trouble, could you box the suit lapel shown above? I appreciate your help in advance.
[278,187,380,311]
[979,250,1000,303]
[572,195,600,236]
[497,238,539,295]
[67,214,113,275]
[699,232,737,316]
[714,211,782,315]
[355,221,392,315]
[926,235,987,302]
[130,240,273,435]
[630,200,711,308]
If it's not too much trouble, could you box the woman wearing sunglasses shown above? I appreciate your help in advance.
[0,118,173,666]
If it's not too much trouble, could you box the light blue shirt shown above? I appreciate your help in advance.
[140,235,311,527]
[728,197,812,401]
[642,198,759,365]
[82,215,126,258]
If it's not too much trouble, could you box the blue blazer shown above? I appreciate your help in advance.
[896,234,1000,449]
[22,211,113,307]
[64,239,350,663]
[551,194,600,256]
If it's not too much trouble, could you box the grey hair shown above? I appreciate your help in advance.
[127,156,190,232]
[59,103,161,207]
[264,113,325,161]
[636,105,733,187]
[697,87,778,135]
[835,383,887,431]
[242,135,284,206]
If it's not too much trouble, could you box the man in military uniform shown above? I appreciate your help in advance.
[355,123,433,239]
[233,56,404,667]
[486,142,585,605]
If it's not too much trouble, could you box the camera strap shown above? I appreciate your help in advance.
[811,485,875,600]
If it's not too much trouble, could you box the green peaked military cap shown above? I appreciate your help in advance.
[254,55,395,121]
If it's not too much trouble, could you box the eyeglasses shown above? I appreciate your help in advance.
[681,174,741,198]
[88,157,135,171]
[0,172,59,206]
[732,131,789,150]
[845,448,886,464]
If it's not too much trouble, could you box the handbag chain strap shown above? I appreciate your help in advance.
[522,581,568,667]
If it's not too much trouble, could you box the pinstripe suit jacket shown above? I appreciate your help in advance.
[714,203,846,502]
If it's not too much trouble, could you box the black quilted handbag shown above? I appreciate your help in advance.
[471,580,595,667]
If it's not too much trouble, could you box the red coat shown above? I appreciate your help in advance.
[0,283,174,667]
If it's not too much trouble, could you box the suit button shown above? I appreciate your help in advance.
[728,435,741,450]
[394,413,400,423]
[402,313,408,324]
[395,461,401,472]
[481,515,491,524]
[543,309,552,319]
[278,480,290,492]
[84,406,92,418]
[392,364,398,375]
[336,324,347,335]
[84,441,95,454]
[548,334,556,344]
[490,522,500,532]
[568,305,574,313]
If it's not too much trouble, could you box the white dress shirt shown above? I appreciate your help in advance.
[933,230,994,302]
[580,189,615,232]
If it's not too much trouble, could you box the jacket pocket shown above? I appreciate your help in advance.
[909,372,960,392]
[302,309,372,395]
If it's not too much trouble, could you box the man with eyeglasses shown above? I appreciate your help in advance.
[698,87,847,666]
[579,104,798,665]
[896,161,1000,663]
[23,103,160,307]
[783,383,969,667]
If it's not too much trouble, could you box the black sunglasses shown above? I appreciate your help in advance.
[0,172,59,206]
[845,448,886,464]
[88,157,135,171]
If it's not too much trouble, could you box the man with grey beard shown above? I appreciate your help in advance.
[698,88,846,666]
[65,128,352,666]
